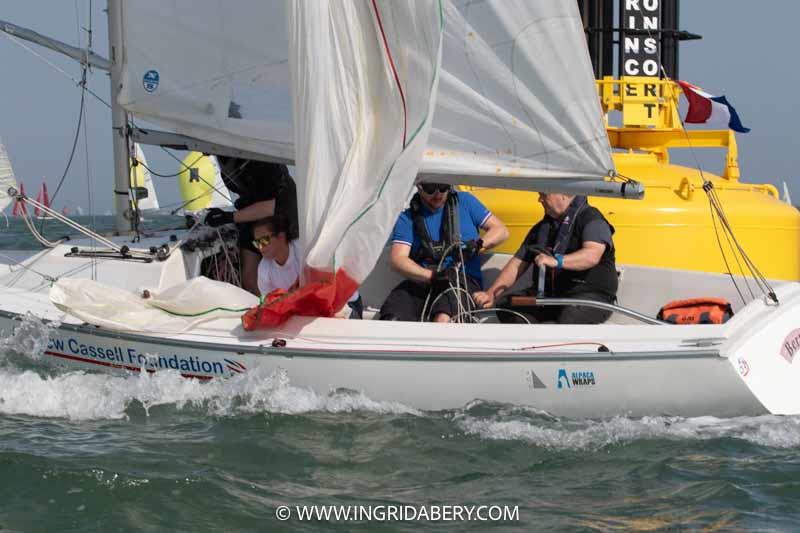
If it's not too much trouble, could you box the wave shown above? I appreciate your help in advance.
[455,407,800,450]
[0,365,420,421]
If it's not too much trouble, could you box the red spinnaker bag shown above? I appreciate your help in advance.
[656,297,733,325]
[241,269,358,330]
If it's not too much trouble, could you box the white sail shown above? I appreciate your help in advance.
[290,0,442,302]
[426,1,613,186]
[118,1,294,161]
[116,0,616,313]
[782,181,793,206]
[0,137,18,213]
[131,143,159,210]
[118,1,613,188]
[207,156,233,209]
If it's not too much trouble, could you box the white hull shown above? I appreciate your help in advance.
[1,231,799,418]
[0,308,766,418]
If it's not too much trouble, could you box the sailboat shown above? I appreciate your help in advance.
[10,183,26,216]
[2,1,800,418]
[33,182,54,220]
[130,143,159,214]
[0,137,19,215]
[176,152,233,214]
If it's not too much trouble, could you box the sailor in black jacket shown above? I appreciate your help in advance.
[473,192,617,324]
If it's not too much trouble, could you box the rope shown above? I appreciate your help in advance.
[0,251,57,283]
[14,194,145,255]
[451,307,531,324]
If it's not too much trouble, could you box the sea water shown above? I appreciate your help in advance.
[2,216,800,531]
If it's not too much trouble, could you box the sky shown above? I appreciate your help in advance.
[0,1,799,213]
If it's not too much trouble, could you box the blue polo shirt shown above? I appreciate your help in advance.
[391,191,491,283]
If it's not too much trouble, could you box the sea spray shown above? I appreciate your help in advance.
[0,363,420,421]
[0,312,60,363]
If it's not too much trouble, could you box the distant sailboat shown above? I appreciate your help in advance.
[177,152,232,213]
[0,136,19,214]
[11,183,27,216]
[782,181,793,206]
[130,143,159,215]
[33,182,54,219]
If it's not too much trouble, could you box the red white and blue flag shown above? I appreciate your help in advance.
[677,80,750,133]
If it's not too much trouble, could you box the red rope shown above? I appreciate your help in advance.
[370,0,407,147]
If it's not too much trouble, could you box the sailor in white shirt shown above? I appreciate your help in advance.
[252,216,301,296]
[252,216,363,318]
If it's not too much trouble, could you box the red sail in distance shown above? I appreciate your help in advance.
[11,182,27,216]
[34,182,50,217]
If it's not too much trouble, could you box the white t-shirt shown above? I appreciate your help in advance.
[257,240,301,296]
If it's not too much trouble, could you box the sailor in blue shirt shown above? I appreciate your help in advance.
[379,182,508,322]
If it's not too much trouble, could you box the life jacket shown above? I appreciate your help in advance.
[528,205,617,299]
[657,297,733,324]
[409,191,461,265]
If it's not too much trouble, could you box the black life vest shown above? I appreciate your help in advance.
[409,192,461,265]
[530,206,617,299]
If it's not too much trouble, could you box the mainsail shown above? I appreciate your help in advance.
[0,137,18,213]
[118,1,614,189]
[116,0,619,322]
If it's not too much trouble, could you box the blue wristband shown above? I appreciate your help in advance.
[555,254,564,270]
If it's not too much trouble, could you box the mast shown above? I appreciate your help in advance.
[106,0,133,233]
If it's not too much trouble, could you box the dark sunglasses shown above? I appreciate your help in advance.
[420,183,450,194]
[252,235,272,248]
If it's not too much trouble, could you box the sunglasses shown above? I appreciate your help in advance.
[420,183,450,194]
[252,235,272,248]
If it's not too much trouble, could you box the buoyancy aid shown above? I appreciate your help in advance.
[409,191,461,266]
[528,201,617,299]
[657,297,733,324]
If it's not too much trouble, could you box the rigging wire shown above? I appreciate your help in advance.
[629,23,778,305]
[1,31,111,109]
[43,68,87,219]
[127,135,235,208]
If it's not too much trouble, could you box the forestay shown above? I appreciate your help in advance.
[0,136,17,213]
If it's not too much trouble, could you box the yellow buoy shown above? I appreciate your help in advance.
[469,77,800,282]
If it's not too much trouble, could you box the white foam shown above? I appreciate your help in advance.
[0,365,419,421]
[0,312,60,362]
[456,413,800,450]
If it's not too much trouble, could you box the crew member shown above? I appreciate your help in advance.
[204,156,298,295]
[473,192,617,324]
[379,182,508,323]
[252,216,363,319]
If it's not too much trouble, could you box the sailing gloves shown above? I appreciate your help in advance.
[205,208,235,227]
[461,238,484,259]
[431,266,460,288]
